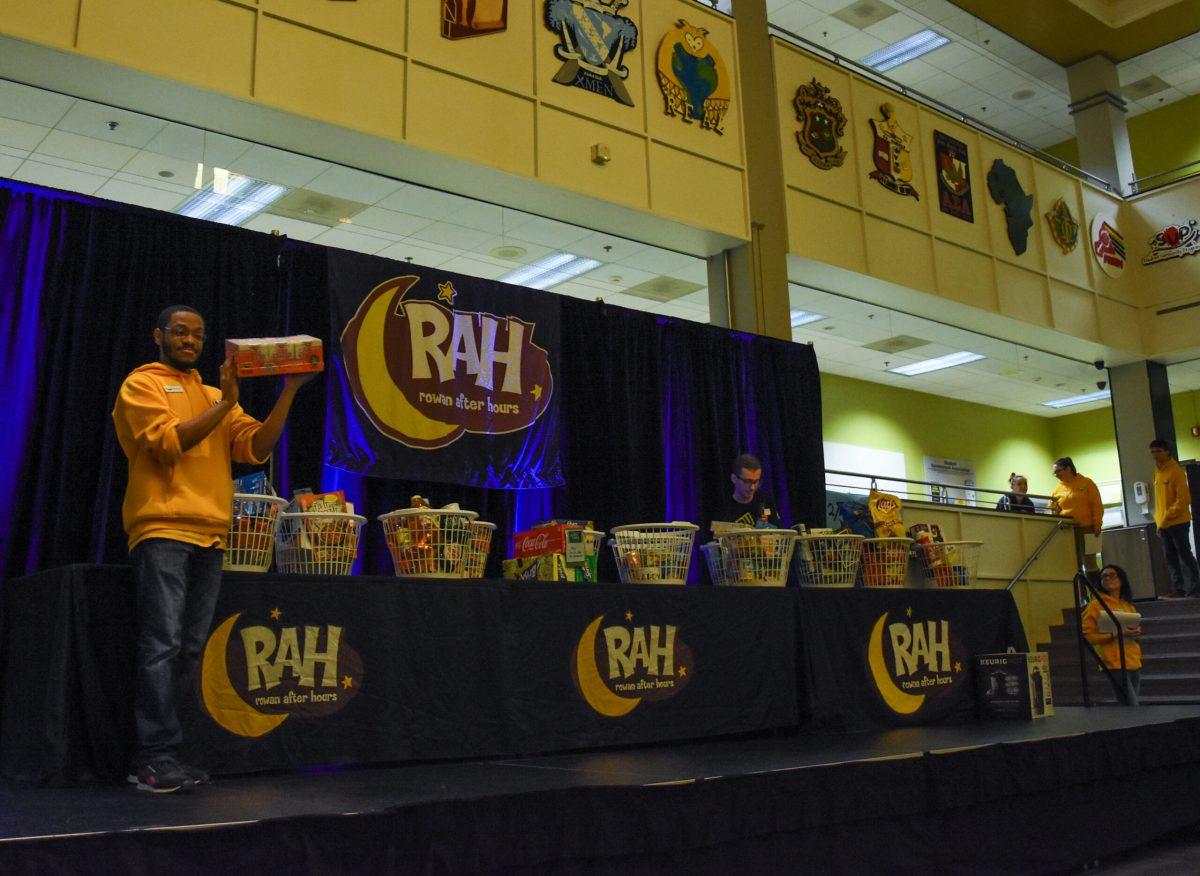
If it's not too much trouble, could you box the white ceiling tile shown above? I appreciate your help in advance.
[1175,77,1200,96]
[666,258,709,284]
[912,72,967,99]
[863,12,926,45]
[38,129,136,170]
[602,292,656,312]
[0,144,30,160]
[1162,62,1200,87]
[229,144,329,188]
[616,247,699,274]
[828,32,887,63]
[439,201,505,233]
[437,255,514,281]
[312,227,394,256]
[886,57,939,85]
[1117,61,1151,85]
[941,83,992,114]
[770,2,825,33]
[799,0,854,14]
[561,230,649,262]
[350,205,435,237]
[241,213,330,241]
[11,160,108,195]
[1141,86,1188,110]
[111,171,193,196]
[305,165,404,204]
[0,80,74,127]
[0,154,22,178]
[922,41,980,70]
[468,235,555,263]
[1139,44,1195,74]
[121,149,205,186]
[796,16,859,48]
[93,178,187,212]
[27,151,117,177]
[144,123,252,166]
[55,101,167,149]
[377,238,459,266]
[0,116,50,152]
[551,281,604,301]
[506,215,592,249]
[408,220,496,251]
[376,184,468,219]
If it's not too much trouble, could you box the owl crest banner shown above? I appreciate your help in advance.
[655,19,730,135]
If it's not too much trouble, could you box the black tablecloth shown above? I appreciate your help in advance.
[0,567,1026,783]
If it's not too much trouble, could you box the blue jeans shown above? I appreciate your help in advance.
[1106,668,1141,706]
[1159,523,1200,596]
[130,538,223,763]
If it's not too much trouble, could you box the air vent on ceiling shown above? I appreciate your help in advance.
[1122,75,1170,101]
[266,189,368,227]
[832,0,897,29]
[861,335,930,354]
[622,276,705,302]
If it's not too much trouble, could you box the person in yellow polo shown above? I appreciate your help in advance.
[1049,456,1104,535]
[1150,439,1200,598]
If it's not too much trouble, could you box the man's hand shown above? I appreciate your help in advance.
[220,354,240,408]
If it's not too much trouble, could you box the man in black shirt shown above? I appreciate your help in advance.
[713,453,783,529]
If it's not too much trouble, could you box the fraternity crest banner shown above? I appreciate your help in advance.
[327,250,563,489]
[933,130,972,222]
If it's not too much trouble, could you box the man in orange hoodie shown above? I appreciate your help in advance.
[113,305,316,793]
[1150,438,1200,598]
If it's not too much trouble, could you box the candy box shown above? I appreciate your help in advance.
[226,335,324,378]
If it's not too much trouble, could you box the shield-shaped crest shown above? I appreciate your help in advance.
[794,78,846,170]
[1044,198,1079,254]
[544,0,638,107]
[867,104,918,200]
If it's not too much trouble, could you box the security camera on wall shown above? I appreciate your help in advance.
[1097,380,1107,391]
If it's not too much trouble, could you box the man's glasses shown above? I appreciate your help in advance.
[168,325,206,342]
[734,475,761,486]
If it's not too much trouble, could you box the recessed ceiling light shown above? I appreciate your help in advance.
[1012,88,1036,101]
[888,351,985,376]
[157,170,175,179]
[790,309,825,327]
[490,244,528,260]
[176,175,289,225]
[499,252,601,290]
[1042,390,1111,409]
[861,29,949,72]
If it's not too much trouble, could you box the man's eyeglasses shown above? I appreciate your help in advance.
[168,325,206,342]
[734,475,761,486]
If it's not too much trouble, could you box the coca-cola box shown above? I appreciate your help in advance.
[513,523,585,560]
[974,652,1053,719]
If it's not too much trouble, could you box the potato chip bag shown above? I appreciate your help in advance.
[868,490,906,538]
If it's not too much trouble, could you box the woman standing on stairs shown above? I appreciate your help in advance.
[1081,564,1143,705]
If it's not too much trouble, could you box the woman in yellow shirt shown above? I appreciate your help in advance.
[1081,564,1143,705]
[1049,457,1104,535]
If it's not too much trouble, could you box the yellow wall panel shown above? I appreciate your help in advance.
[649,141,746,238]
[786,188,865,273]
[1033,163,1090,290]
[535,0,646,135]
[773,44,859,209]
[852,82,929,234]
[77,0,254,96]
[0,0,78,48]
[1126,176,1200,309]
[537,106,647,210]
[409,64,533,177]
[407,0,531,94]
[642,3,743,169]
[1049,279,1099,341]
[996,261,1052,328]
[978,141,1045,272]
[1096,295,1143,354]
[864,215,935,291]
[920,112,990,254]
[934,239,996,310]
[261,0,405,55]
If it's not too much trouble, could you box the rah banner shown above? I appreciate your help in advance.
[327,250,563,488]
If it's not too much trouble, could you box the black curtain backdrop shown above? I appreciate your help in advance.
[0,180,824,583]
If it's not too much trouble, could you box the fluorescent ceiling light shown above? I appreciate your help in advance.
[861,29,950,72]
[176,173,289,226]
[888,351,984,376]
[499,252,602,290]
[1041,390,1112,409]
[790,309,825,327]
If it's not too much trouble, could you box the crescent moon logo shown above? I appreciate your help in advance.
[868,612,926,715]
[200,613,290,738]
[573,615,641,718]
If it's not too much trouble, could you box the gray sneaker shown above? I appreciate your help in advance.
[128,758,193,794]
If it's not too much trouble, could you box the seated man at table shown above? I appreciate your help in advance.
[712,453,783,530]
[112,305,315,793]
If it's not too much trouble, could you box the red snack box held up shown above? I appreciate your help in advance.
[225,335,324,378]
[513,523,585,559]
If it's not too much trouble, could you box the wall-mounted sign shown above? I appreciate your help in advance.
[1044,197,1079,254]
[986,159,1033,255]
[442,0,507,39]
[867,104,918,200]
[1091,213,1126,278]
[655,20,731,135]
[933,131,972,222]
[1143,219,1200,265]
[545,0,638,107]
[794,78,846,170]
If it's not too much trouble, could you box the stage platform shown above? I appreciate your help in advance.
[2,705,1200,874]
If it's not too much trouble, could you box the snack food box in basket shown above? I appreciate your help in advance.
[226,335,324,378]
[383,497,474,576]
[505,522,599,582]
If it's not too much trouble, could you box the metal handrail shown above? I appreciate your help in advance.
[1129,158,1200,195]
[1006,519,1072,591]
[1072,571,1135,706]
[824,468,1056,512]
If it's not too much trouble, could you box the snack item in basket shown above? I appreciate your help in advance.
[513,523,585,559]
[868,490,906,538]
[225,335,324,378]
[503,553,594,582]
[834,498,875,537]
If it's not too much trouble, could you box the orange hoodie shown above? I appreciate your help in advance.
[1081,592,1142,671]
[112,362,265,551]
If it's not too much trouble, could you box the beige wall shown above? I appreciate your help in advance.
[1,0,750,240]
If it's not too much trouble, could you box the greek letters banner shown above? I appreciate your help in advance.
[327,250,563,488]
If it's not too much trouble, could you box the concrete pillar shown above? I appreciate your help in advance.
[1066,54,1136,194]
[717,0,790,340]
[1109,361,1176,524]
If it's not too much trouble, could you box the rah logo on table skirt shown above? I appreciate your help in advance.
[572,614,693,718]
[867,610,968,716]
